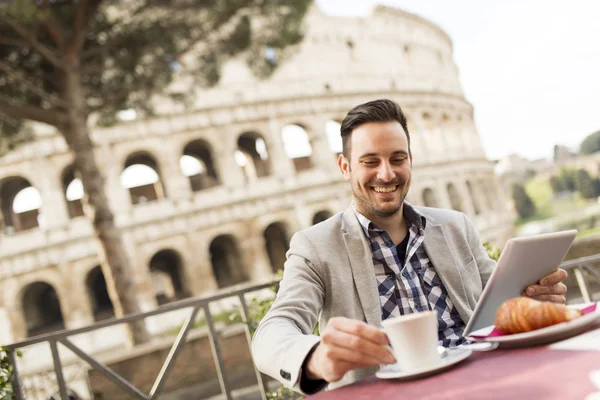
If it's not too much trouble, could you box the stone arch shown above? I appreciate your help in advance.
[182,139,220,192]
[121,152,166,204]
[466,180,481,215]
[62,165,85,218]
[21,281,65,337]
[422,187,438,207]
[237,132,271,182]
[0,176,41,233]
[312,210,334,225]
[209,235,249,288]
[281,123,314,172]
[149,249,188,305]
[263,222,290,273]
[446,183,464,212]
[85,266,114,321]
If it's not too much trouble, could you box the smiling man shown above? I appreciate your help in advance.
[251,99,569,394]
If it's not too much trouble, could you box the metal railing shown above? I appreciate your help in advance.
[4,254,600,400]
[561,253,600,303]
[4,278,281,400]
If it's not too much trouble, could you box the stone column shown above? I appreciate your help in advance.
[214,132,246,187]
[60,272,95,329]
[158,142,192,201]
[0,308,14,344]
[266,118,296,179]
[436,179,454,210]
[293,199,314,229]
[307,118,338,175]
[6,303,26,341]
[185,233,218,295]
[240,235,274,281]
[239,220,274,281]
[120,231,158,313]
[36,158,69,230]
[457,178,476,217]
[412,112,431,164]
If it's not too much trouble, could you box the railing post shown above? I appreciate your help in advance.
[238,293,269,400]
[8,348,24,400]
[574,267,592,303]
[204,304,232,400]
[149,305,201,399]
[49,340,69,400]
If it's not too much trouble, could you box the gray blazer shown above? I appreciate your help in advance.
[252,206,496,393]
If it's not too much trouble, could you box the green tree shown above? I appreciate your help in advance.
[559,168,578,192]
[575,169,599,199]
[0,0,310,344]
[579,130,600,155]
[512,183,536,219]
[549,175,565,195]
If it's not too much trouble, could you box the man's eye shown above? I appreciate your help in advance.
[363,161,377,166]
[392,158,405,163]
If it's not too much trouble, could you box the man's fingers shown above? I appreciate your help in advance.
[328,317,389,345]
[529,294,567,304]
[539,268,568,286]
[320,359,375,383]
[321,329,395,364]
[525,283,567,297]
[322,344,391,366]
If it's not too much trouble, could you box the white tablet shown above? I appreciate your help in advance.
[463,229,577,336]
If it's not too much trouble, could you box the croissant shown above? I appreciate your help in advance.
[494,297,582,334]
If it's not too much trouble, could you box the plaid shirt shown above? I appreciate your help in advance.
[354,203,466,347]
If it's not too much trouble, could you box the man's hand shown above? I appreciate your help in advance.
[305,317,395,383]
[523,268,568,304]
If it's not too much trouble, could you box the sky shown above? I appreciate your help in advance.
[315,0,600,161]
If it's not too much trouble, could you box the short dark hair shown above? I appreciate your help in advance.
[340,99,410,160]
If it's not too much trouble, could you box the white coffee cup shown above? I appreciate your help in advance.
[381,310,440,372]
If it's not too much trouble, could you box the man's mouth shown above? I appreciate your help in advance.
[372,185,398,193]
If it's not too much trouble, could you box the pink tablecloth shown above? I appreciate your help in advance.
[308,347,600,400]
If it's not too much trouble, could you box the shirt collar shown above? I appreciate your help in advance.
[353,202,427,238]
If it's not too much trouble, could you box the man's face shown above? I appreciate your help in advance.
[338,121,412,219]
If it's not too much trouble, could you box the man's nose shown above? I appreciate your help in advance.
[377,161,395,182]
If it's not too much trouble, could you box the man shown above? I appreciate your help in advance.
[252,99,568,394]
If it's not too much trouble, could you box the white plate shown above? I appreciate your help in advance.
[467,305,600,348]
[376,348,472,380]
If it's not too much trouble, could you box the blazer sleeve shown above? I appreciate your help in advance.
[463,213,497,287]
[251,230,326,394]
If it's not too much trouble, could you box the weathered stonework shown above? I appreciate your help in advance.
[0,5,513,396]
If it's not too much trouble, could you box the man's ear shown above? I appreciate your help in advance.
[338,154,351,181]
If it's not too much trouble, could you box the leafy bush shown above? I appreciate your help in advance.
[512,183,537,219]
[0,346,22,400]
[580,130,600,155]
[483,242,501,261]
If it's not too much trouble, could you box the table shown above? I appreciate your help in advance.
[308,346,600,399]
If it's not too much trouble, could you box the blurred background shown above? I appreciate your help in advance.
[0,1,598,399]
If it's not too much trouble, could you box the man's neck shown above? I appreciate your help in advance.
[359,204,408,245]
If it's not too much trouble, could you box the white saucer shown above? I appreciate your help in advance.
[375,348,472,380]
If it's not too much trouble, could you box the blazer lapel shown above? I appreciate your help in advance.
[423,223,471,323]
[342,208,382,328]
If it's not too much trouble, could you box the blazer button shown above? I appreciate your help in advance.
[280,369,291,380]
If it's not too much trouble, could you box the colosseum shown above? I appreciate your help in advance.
[0,3,513,397]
